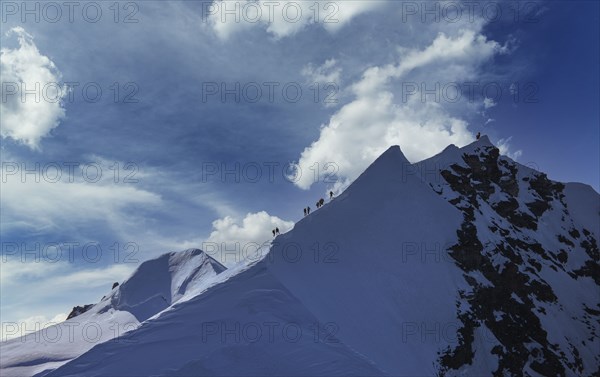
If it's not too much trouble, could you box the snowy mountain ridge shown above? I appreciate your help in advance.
[105,248,226,322]
[0,249,226,377]
[1,137,598,376]
[416,136,599,375]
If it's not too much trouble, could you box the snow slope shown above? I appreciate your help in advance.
[0,249,226,377]
[46,146,469,376]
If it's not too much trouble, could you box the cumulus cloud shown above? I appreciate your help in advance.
[207,0,384,39]
[292,29,508,190]
[1,27,67,149]
[203,211,294,266]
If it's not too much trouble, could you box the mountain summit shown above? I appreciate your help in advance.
[2,139,598,377]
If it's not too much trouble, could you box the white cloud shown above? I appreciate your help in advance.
[0,258,132,292]
[302,59,341,85]
[203,211,294,266]
[0,27,67,150]
[207,0,384,40]
[0,165,162,235]
[301,59,342,108]
[292,29,507,190]
[483,97,497,109]
[497,137,523,161]
[0,150,257,263]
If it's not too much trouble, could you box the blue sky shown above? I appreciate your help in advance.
[1,0,598,337]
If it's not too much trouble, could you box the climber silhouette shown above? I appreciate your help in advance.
[329,191,334,200]
[304,208,307,216]
[276,227,280,235]
[307,206,311,214]
[319,198,325,207]
[272,229,276,237]
[476,132,481,140]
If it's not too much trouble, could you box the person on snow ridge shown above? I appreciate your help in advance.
[476,132,481,140]
[275,227,280,235]
[272,229,276,237]
[304,208,307,216]
[329,191,334,200]
[319,198,325,207]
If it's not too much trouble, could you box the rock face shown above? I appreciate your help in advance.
[417,136,600,376]
[66,304,94,320]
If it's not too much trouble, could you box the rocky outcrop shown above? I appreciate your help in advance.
[66,304,94,320]
[426,139,600,376]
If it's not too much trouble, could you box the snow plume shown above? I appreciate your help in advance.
[203,211,294,267]
[1,27,67,150]
[497,136,523,160]
[291,29,508,190]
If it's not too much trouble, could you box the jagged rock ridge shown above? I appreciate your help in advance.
[417,136,599,376]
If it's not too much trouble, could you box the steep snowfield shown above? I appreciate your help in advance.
[264,146,467,375]
[563,182,600,239]
[0,249,226,377]
[46,146,469,376]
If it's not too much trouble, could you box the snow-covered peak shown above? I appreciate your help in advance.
[106,249,226,321]
[415,135,496,169]
[0,249,226,377]
[349,145,410,183]
[461,135,494,154]
[336,144,417,202]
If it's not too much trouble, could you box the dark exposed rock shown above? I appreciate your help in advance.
[556,250,569,264]
[581,237,600,261]
[529,173,565,203]
[429,143,593,376]
[438,305,476,374]
[558,235,575,247]
[494,199,538,230]
[66,304,94,320]
[573,260,600,285]
[526,199,550,218]
[569,228,581,239]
